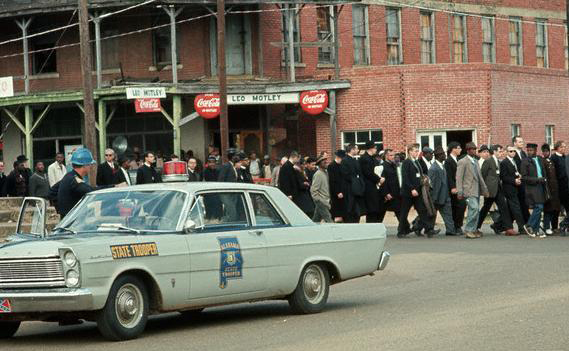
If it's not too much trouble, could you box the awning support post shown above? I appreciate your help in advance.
[15,18,32,94]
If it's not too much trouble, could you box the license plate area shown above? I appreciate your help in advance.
[0,299,12,313]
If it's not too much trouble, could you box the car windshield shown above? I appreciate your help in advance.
[56,190,187,234]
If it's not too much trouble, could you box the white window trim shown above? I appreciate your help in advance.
[545,125,554,146]
[509,17,523,66]
[352,4,371,65]
[386,7,403,65]
[420,11,436,64]
[511,124,521,140]
[536,19,549,68]
[341,129,384,149]
[451,14,468,63]
[481,16,496,64]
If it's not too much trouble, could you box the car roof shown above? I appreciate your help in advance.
[91,182,276,194]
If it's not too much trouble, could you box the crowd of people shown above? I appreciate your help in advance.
[3,135,568,238]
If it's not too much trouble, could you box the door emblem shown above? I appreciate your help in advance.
[218,237,244,289]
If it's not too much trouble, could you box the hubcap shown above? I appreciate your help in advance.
[303,265,325,304]
[115,283,143,328]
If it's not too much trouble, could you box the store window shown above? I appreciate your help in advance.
[420,11,435,64]
[509,17,523,65]
[342,130,383,150]
[452,14,467,63]
[386,8,402,65]
[536,19,548,68]
[352,4,370,65]
[482,16,495,63]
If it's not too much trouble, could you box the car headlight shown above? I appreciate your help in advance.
[66,270,80,287]
[64,251,77,267]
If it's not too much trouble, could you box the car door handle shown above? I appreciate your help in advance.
[249,230,263,236]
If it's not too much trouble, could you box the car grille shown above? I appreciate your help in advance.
[0,257,65,288]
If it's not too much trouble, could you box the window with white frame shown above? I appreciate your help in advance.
[536,19,548,68]
[452,14,467,63]
[420,11,435,64]
[509,17,523,65]
[545,125,554,146]
[282,7,301,64]
[317,6,334,64]
[511,124,521,140]
[342,130,383,150]
[352,4,370,65]
[386,8,402,65]
[481,16,495,63]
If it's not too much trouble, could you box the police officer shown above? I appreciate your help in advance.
[57,148,125,218]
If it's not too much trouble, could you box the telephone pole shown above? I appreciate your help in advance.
[78,0,98,184]
[217,0,229,159]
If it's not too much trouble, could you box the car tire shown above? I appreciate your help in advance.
[0,321,20,338]
[96,275,149,341]
[288,263,329,314]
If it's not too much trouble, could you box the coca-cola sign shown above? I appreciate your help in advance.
[134,98,161,113]
[194,94,220,119]
[299,90,328,115]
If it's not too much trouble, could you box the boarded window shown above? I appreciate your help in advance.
[352,4,369,65]
[536,20,548,68]
[420,12,434,64]
[317,6,334,64]
[386,8,401,65]
[452,15,467,63]
[509,18,522,65]
[482,17,495,63]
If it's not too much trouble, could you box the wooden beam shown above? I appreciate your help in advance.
[105,104,117,128]
[160,107,175,126]
[30,104,51,134]
[2,108,25,133]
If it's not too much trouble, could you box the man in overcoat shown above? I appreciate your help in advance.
[359,141,384,223]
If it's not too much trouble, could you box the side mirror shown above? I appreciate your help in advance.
[183,219,197,233]
[17,197,47,237]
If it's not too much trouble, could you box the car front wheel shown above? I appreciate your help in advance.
[96,275,149,341]
[288,263,329,314]
[0,321,20,338]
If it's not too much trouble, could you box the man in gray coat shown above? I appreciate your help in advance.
[456,142,489,239]
[29,161,50,199]
[429,147,457,235]
[310,156,333,223]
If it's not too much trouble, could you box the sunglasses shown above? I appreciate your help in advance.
[507,150,516,153]
[105,154,113,156]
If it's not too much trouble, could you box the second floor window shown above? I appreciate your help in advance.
[452,15,467,63]
[317,6,334,64]
[152,15,180,67]
[386,8,402,65]
[282,8,301,64]
[32,42,57,74]
[509,17,523,65]
[352,4,370,65]
[420,11,434,64]
[481,16,495,63]
[536,19,548,68]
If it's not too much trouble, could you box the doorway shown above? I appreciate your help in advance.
[446,130,474,152]
[417,130,474,153]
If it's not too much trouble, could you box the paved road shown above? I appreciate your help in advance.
[6,226,569,350]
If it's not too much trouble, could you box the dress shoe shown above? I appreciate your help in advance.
[456,228,464,235]
[505,229,518,236]
[464,231,479,239]
[397,232,409,238]
[490,224,501,235]
[446,231,459,236]
[426,229,440,238]
[415,230,425,237]
[475,229,483,237]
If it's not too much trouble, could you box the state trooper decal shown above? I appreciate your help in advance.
[218,237,244,289]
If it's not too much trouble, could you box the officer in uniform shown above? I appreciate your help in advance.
[57,148,125,218]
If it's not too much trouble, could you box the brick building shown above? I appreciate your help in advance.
[0,0,567,166]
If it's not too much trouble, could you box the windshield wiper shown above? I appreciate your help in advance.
[53,227,77,235]
[97,224,140,234]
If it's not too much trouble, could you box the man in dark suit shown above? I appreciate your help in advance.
[500,146,527,235]
[115,155,132,186]
[378,149,401,223]
[328,150,346,222]
[418,147,434,174]
[398,143,436,238]
[217,149,241,183]
[359,141,384,223]
[341,144,366,223]
[512,136,530,222]
[136,151,161,184]
[550,141,569,230]
[429,147,456,235]
[445,141,465,234]
[278,151,300,198]
[187,157,202,182]
[203,156,219,182]
[0,162,6,197]
[477,145,513,234]
[520,143,547,237]
[97,148,119,186]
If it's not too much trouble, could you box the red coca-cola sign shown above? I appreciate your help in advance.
[300,90,328,115]
[134,98,161,113]
[194,94,220,119]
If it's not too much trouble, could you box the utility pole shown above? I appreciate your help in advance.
[217,0,229,160]
[78,0,98,184]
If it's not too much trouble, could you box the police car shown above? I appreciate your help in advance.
[0,182,389,341]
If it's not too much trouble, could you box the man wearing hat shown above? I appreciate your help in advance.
[341,144,366,223]
[456,142,489,239]
[328,150,346,222]
[359,141,384,223]
[310,155,333,223]
[429,146,457,235]
[260,155,274,180]
[520,143,547,237]
[203,155,219,182]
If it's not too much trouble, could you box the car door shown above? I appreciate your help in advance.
[186,191,268,301]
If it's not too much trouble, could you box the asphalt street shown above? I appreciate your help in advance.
[6,225,569,350]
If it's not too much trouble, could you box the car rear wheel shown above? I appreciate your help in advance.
[96,275,149,341]
[0,321,20,338]
[288,263,329,314]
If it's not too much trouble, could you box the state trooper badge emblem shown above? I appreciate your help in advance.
[218,237,244,289]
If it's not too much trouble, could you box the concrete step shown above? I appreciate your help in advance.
[0,197,23,211]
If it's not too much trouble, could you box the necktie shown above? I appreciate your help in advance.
[534,158,542,178]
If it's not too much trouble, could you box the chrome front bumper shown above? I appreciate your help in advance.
[378,251,390,271]
[0,288,93,313]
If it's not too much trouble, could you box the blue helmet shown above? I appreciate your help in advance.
[70,148,96,166]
